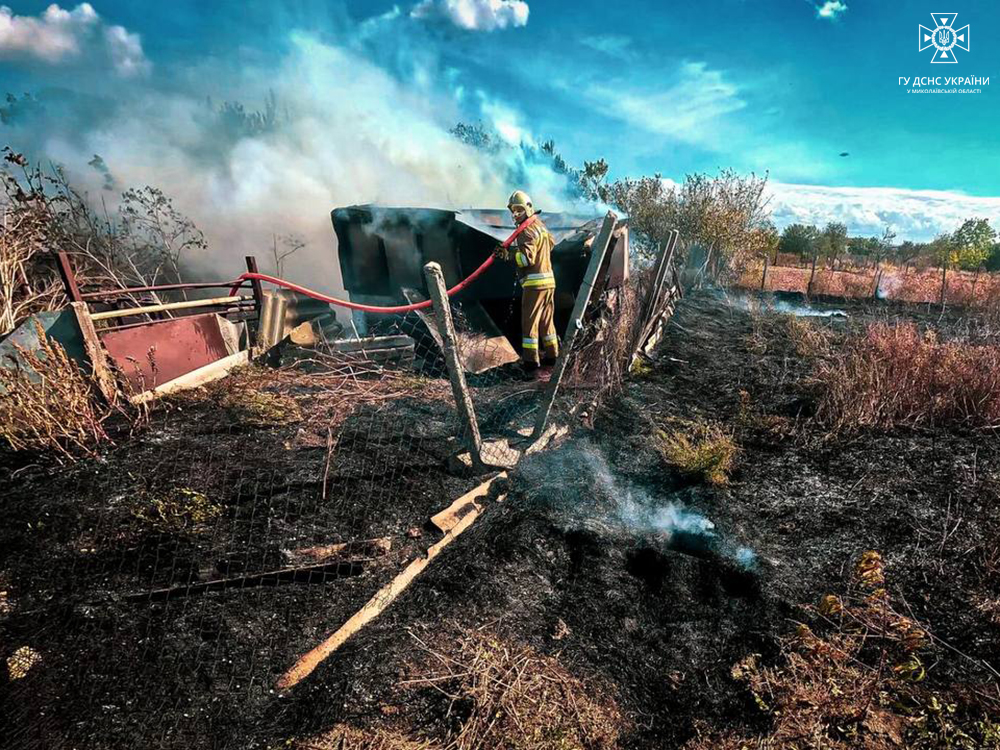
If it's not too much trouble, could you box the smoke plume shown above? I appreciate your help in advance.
[1,2,571,302]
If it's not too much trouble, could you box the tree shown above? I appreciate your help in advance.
[821,222,847,268]
[779,223,818,261]
[985,242,1000,272]
[952,218,996,270]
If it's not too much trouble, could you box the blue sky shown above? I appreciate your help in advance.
[2,0,1000,251]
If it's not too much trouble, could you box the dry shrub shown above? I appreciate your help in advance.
[736,390,793,439]
[0,323,122,460]
[657,421,737,485]
[815,322,1000,431]
[686,551,1000,750]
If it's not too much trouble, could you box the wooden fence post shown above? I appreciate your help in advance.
[423,262,487,471]
[70,302,117,402]
[531,212,617,440]
[760,254,769,291]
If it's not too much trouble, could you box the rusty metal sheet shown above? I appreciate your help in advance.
[100,313,231,390]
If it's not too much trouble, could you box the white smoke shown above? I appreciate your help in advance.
[523,443,757,569]
[0,3,149,76]
[410,0,529,31]
[4,5,579,307]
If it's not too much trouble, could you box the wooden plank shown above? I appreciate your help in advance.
[286,537,392,564]
[430,473,505,533]
[130,350,248,405]
[401,289,518,374]
[278,487,505,691]
[70,302,117,402]
[90,296,249,321]
[531,212,617,439]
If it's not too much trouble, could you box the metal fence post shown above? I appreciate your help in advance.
[423,262,487,471]
[531,211,617,440]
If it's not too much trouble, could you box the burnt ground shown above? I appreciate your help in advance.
[3,290,1000,748]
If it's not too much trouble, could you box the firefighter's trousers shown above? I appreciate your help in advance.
[521,288,559,365]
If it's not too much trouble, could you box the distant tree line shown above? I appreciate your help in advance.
[776,218,1000,274]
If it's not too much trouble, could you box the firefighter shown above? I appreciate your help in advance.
[495,190,559,381]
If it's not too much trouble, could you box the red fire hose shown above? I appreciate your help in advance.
[230,215,538,314]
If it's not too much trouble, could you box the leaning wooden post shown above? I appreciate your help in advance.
[531,211,617,440]
[423,262,486,470]
[70,302,117,402]
[760,253,769,291]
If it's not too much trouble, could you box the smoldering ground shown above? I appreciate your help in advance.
[512,441,758,571]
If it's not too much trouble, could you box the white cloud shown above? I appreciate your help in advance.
[0,2,148,76]
[581,61,745,147]
[410,0,529,31]
[816,1,848,21]
[767,181,1000,241]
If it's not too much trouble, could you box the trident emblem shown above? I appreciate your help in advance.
[919,13,969,63]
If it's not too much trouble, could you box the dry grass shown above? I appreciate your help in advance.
[0,322,123,460]
[297,726,438,750]
[745,300,832,360]
[295,630,624,750]
[403,629,624,750]
[220,387,302,427]
[686,551,1000,750]
[656,421,737,485]
[186,356,453,440]
[814,322,1000,432]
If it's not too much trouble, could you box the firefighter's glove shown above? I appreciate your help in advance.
[493,244,510,261]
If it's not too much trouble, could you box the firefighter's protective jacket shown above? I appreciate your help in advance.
[510,218,556,290]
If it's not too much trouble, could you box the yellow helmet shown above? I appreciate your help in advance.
[507,189,534,217]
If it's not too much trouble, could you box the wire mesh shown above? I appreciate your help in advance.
[0,248,678,749]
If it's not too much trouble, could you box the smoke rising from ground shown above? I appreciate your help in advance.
[518,442,756,569]
[2,4,573,299]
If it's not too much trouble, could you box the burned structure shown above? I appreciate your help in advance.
[332,205,631,372]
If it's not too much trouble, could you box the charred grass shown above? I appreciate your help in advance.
[4,291,1000,749]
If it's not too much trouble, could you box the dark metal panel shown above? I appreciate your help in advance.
[100,313,231,389]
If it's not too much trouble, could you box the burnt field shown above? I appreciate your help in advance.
[2,291,1000,749]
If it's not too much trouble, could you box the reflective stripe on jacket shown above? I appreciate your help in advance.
[512,218,555,290]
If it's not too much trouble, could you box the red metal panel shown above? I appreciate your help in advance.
[100,313,231,390]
